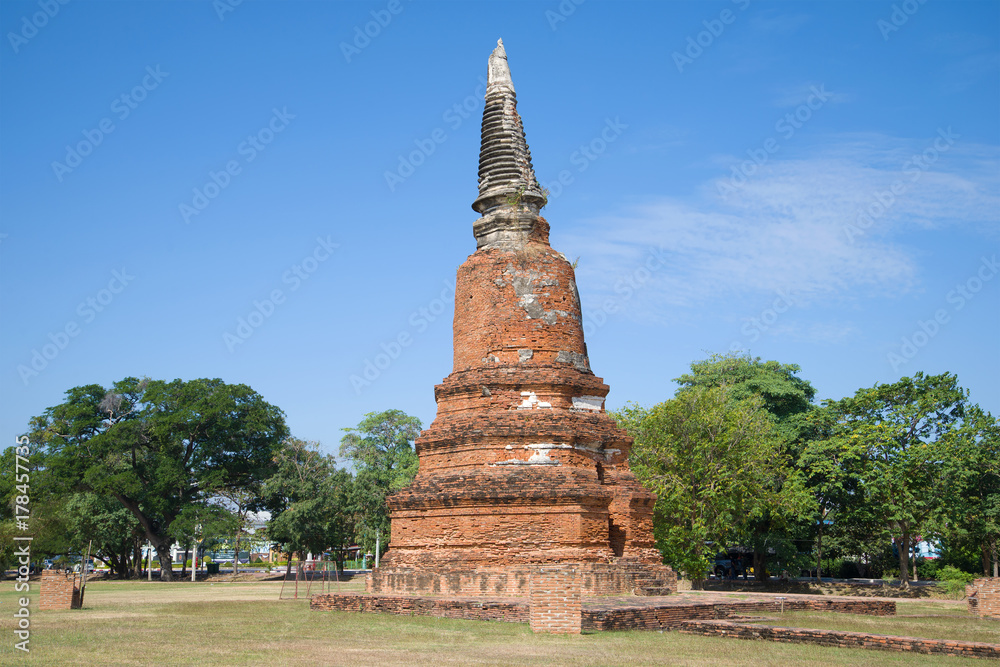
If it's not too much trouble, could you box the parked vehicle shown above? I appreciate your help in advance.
[713,547,754,580]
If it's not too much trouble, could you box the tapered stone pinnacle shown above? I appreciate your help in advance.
[472,39,548,230]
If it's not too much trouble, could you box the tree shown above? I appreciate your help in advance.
[828,372,968,588]
[0,442,75,575]
[264,438,354,571]
[934,405,1000,576]
[64,493,146,578]
[673,353,818,579]
[339,410,420,556]
[27,377,288,580]
[795,406,867,581]
[214,488,259,576]
[617,386,794,585]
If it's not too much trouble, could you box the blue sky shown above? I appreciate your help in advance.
[1,0,997,461]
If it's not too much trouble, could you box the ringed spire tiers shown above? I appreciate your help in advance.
[472,39,548,246]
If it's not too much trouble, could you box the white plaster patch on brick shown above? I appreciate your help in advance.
[572,442,621,459]
[491,443,568,466]
[517,391,552,409]
[571,395,604,411]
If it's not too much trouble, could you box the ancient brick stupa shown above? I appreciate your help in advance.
[370,40,675,597]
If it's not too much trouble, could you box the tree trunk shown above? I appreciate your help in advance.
[133,539,142,579]
[154,542,174,582]
[234,530,242,576]
[816,523,824,583]
[897,528,910,589]
[984,540,991,577]
[754,550,768,582]
[992,537,1000,577]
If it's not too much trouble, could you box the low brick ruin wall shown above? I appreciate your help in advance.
[309,592,528,624]
[40,570,81,610]
[967,577,1000,619]
[583,597,895,631]
[311,593,893,633]
[678,620,1000,660]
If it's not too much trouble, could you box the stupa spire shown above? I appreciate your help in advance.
[472,39,547,232]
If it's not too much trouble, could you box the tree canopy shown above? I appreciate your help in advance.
[26,377,288,580]
[617,385,804,583]
[264,437,354,570]
[675,353,816,423]
[823,372,972,587]
[339,409,420,555]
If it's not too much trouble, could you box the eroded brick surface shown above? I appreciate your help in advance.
[530,565,582,634]
[967,577,1000,618]
[678,621,1000,660]
[40,570,81,610]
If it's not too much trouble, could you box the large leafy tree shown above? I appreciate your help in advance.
[827,371,968,587]
[339,410,420,556]
[264,438,354,571]
[673,353,817,579]
[795,407,869,580]
[618,386,796,585]
[26,377,288,580]
[933,405,1000,576]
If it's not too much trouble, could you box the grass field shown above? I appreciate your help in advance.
[0,579,992,666]
[746,600,1000,644]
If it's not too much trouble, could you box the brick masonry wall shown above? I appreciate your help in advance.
[529,566,582,634]
[582,597,895,631]
[368,562,677,597]
[678,620,1000,660]
[310,592,528,624]
[315,593,891,631]
[967,577,1000,618]
[40,570,81,610]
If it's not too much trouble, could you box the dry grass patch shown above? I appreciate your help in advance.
[744,599,998,644]
[0,580,988,666]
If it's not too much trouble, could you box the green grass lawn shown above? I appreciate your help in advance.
[0,580,991,666]
[746,599,999,644]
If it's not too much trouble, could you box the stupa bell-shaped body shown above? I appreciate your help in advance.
[372,41,674,597]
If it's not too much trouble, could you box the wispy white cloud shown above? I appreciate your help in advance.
[562,134,1000,320]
